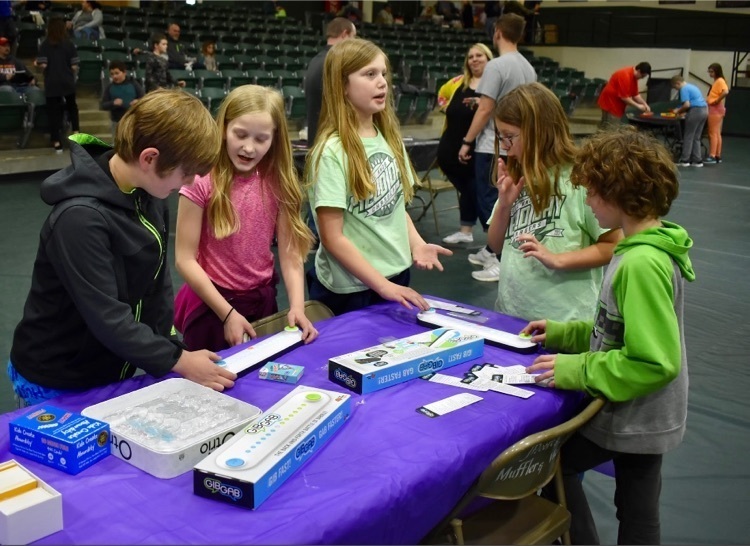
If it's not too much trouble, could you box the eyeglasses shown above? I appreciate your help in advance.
[496,132,520,148]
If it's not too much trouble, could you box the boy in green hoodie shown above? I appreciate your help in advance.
[523,127,695,545]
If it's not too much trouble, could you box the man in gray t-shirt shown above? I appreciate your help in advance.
[457,13,536,281]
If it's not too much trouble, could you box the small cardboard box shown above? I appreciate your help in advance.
[193,385,350,509]
[0,460,63,545]
[328,328,484,394]
[258,362,304,384]
[9,406,110,475]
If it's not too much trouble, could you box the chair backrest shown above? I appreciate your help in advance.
[250,300,334,338]
[477,397,605,501]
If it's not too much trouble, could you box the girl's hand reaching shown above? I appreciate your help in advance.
[525,353,557,388]
[223,309,256,346]
[517,233,560,269]
[520,319,547,344]
[412,243,453,271]
[495,157,525,205]
[287,307,319,344]
[377,282,429,311]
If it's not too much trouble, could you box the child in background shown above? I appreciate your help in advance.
[144,33,184,93]
[524,128,694,544]
[100,60,144,139]
[304,38,452,316]
[8,90,236,407]
[175,85,317,352]
[199,40,217,72]
[487,82,621,322]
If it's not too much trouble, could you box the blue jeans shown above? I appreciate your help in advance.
[306,267,410,316]
[473,152,499,230]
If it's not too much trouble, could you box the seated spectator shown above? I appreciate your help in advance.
[0,35,36,91]
[199,40,217,72]
[145,33,185,93]
[375,3,394,26]
[100,60,144,138]
[66,0,105,40]
[165,22,197,70]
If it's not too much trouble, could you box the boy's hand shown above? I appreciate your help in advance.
[517,233,559,269]
[520,319,547,344]
[377,282,429,311]
[172,349,237,391]
[525,353,557,388]
[224,310,256,346]
[412,243,452,271]
[287,307,318,344]
[113,98,123,106]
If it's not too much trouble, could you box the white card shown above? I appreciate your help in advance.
[420,393,483,416]
[487,381,535,399]
[426,373,489,391]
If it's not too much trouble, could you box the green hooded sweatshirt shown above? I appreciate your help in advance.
[546,220,695,454]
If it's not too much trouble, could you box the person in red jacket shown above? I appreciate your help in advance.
[598,62,651,128]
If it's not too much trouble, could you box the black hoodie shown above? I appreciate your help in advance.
[10,135,183,390]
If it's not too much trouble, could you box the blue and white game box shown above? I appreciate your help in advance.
[9,406,110,475]
[193,385,351,509]
[328,328,484,394]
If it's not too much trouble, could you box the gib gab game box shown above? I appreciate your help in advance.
[193,385,351,509]
[9,406,110,475]
[328,328,484,394]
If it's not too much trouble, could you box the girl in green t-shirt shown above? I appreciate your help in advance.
[305,38,452,316]
[486,82,622,322]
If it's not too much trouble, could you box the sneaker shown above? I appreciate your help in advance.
[676,162,691,167]
[471,260,500,282]
[716,156,722,163]
[442,231,474,244]
[468,247,496,267]
[691,162,703,168]
[53,142,63,153]
[704,157,718,164]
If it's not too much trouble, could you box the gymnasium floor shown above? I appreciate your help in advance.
[0,135,748,544]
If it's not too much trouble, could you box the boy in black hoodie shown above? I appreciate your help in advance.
[8,90,237,407]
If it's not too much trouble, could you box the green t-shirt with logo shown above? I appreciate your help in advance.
[310,131,414,294]
[491,166,607,322]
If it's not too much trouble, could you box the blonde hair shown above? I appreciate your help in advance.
[116,89,220,178]
[494,82,577,215]
[209,85,313,258]
[305,38,416,203]
[462,43,493,90]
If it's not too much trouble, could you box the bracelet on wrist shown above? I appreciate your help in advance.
[462,139,474,146]
[222,307,235,325]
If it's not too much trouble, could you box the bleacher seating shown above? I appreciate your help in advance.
[6,1,605,137]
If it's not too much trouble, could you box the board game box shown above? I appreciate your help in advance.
[193,385,351,509]
[328,328,484,394]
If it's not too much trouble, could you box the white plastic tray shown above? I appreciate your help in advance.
[82,378,261,479]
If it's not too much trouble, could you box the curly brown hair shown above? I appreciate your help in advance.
[571,127,679,220]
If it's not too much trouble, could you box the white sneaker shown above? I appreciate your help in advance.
[468,247,496,267]
[442,231,474,244]
[471,260,500,282]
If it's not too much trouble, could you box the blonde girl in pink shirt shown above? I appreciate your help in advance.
[175,85,317,351]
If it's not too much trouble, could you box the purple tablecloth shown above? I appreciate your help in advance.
[1,298,585,545]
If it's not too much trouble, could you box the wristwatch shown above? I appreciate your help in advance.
[462,139,474,146]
